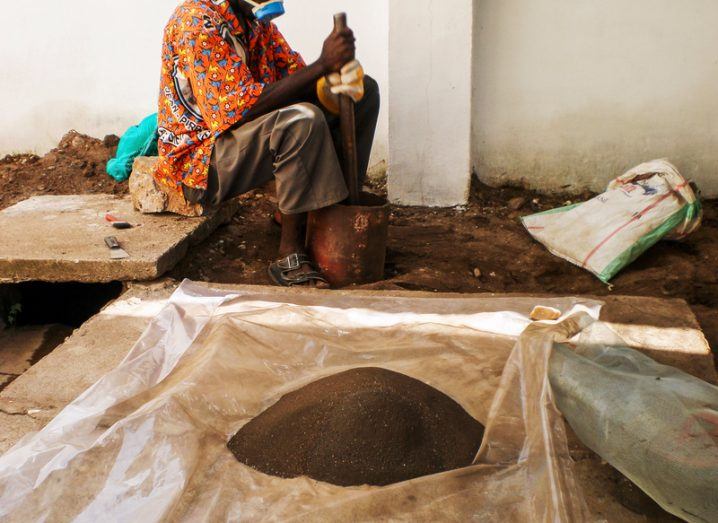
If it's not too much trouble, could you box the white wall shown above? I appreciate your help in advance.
[473,0,718,197]
[0,0,389,167]
[1,1,176,156]
[387,0,474,207]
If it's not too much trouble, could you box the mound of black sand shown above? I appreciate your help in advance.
[228,367,485,487]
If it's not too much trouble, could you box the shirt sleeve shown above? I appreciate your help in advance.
[268,23,306,79]
[181,25,265,133]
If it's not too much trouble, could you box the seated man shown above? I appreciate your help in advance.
[154,0,380,287]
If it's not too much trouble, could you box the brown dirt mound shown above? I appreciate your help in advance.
[228,367,485,487]
[0,131,126,211]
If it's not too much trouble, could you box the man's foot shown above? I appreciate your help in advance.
[268,253,329,288]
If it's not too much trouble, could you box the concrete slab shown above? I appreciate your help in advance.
[596,296,716,383]
[0,280,178,453]
[0,283,713,521]
[0,195,239,283]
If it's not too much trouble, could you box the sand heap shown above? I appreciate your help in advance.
[228,367,485,487]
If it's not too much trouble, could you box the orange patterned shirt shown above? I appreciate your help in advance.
[155,0,305,193]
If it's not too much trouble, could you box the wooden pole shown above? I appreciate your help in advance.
[333,13,360,205]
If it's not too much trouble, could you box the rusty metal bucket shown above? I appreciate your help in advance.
[307,193,389,288]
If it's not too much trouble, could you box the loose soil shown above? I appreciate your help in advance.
[2,130,717,364]
[227,367,485,486]
[0,131,125,211]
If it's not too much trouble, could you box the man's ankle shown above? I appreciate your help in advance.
[278,248,306,258]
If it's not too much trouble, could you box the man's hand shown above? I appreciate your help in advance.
[243,23,357,123]
[319,26,356,73]
[330,60,365,102]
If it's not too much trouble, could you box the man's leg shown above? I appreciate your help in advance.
[209,102,348,285]
[279,213,308,258]
[268,103,348,215]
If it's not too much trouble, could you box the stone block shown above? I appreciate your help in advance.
[130,157,203,217]
[129,157,166,213]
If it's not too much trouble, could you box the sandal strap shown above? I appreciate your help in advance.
[269,253,328,287]
[285,270,327,286]
[276,253,311,271]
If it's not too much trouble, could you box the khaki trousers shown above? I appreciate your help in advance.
[186,76,381,215]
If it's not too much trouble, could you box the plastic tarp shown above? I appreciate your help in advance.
[0,282,602,522]
[550,322,718,523]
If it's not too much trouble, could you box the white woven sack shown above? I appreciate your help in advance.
[522,160,702,283]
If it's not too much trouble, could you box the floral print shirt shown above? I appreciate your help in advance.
[155,0,305,192]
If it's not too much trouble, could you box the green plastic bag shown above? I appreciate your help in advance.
[106,114,159,182]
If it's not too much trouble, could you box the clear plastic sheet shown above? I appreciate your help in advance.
[0,281,602,522]
[550,322,718,523]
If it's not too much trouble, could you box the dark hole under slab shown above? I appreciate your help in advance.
[1,281,124,328]
[0,281,124,392]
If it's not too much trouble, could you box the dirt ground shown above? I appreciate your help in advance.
[2,131,717,360]
[170,174,718,364]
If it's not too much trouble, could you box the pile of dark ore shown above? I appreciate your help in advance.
[228,367,485,487]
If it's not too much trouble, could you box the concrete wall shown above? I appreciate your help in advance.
[473,0,718,197]
[387,0,475,207]
[0,0,388,166]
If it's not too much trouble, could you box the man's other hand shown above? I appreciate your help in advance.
[319,26,356,73]
[330,60,365,103]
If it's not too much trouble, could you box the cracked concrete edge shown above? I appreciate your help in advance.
[0,374,16,394]
[153,199,240,277]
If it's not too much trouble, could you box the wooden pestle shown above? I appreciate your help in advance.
[333,13,360,205]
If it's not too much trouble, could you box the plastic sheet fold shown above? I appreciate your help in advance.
[551,322,718,523]
[0,281,602,522]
